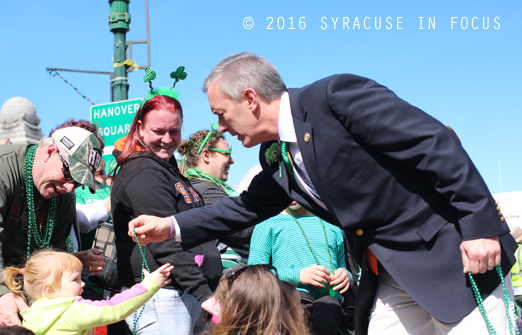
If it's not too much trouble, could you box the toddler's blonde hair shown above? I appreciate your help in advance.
[2,249,82,303]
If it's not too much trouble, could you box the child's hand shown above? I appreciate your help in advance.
[329,268,350,294]
[299,265,330,287]
[144,263,173,288]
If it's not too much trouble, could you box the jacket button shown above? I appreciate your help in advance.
[304,133,311,143]
[356,229,363,236]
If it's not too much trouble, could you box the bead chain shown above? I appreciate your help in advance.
[66,233,76,253]
[131,229,151,335]
[24,145,57,260]
[287,208,335,275]
[468,265,520,335]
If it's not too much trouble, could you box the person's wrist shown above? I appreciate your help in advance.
[168,216,176,239]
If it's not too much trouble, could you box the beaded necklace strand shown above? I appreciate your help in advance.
[287,209,336,296]
[24,145,57,260]
[468,265,520,335]
[66,233,76,253]
[131,229,151,335]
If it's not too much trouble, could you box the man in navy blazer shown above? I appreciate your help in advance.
[130,52,518,335]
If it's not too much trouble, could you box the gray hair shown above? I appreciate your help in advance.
[202,52,286,103]
[39,137,69,160]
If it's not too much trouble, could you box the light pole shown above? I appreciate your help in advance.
[109,0,131,102]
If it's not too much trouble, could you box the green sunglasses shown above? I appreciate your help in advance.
[210,147,232,159]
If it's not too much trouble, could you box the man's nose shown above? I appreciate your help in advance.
[63,182,76,193]
[218,120,228,133]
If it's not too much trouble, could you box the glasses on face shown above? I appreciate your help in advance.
[209,147,232,159]
[57,151,81,188]
[226,264,278,288]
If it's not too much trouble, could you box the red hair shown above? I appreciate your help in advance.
[114,95,183,173]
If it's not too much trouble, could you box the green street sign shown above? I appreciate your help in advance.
[90,98,142,173]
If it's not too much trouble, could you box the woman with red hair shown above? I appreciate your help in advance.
[111,94,222,335]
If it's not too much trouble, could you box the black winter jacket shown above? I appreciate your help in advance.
[111,152,222,303]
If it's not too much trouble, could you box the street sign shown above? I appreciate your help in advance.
[90,98,143,172]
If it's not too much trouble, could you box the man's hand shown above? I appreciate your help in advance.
[329,268,351,294]
[299,265,330,287]
[0,293,28,326]
[460,236,501,274]
[73,248,106,274]
[128,215,172,245]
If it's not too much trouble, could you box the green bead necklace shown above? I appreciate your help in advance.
[24,145,57,260]
[288,208,336,297]
[132,229,151,335]
[66,232,76,253]
[468,265,520,335]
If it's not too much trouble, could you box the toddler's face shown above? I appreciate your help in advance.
[57,269,84,298]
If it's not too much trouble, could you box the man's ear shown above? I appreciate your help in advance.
[44,144,58,163]
[243,88,259,112]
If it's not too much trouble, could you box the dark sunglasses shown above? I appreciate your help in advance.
[226,264,278,288]
[57,151,81,188]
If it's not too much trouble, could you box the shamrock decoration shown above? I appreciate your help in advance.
[170,66,188,88]
[264,143,282,166]
[143,66,157,91]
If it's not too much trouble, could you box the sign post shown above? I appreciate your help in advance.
[90,98,142,172]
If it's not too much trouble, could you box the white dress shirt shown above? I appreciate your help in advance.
[278,92,327,210]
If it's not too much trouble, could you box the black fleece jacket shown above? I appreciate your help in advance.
[111,152,222,303]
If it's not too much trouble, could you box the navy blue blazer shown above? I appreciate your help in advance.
[175,74,517,334]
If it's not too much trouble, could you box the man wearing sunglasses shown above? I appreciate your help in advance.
[130,53,517,335]
[0,126,103,326]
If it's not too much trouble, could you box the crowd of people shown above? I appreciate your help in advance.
[0,51,519,335]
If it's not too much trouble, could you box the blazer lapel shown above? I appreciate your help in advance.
[288,89,334,221]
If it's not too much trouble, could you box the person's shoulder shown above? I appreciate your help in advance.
[301,74,376,91]
[322,220,344,233]
[0,144,28,159]
[261,213,291,226]
[119,153,167,175]
[0,145,27,182]
[190,179,220,192]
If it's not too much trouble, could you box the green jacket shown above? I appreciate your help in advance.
[22,275,159,335]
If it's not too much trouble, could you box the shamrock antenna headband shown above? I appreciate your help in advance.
[142,65,187,105]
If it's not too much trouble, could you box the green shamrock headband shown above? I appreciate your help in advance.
[197,121,219,154]
[142,66,187,105]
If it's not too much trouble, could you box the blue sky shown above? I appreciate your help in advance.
[1,0,521,193]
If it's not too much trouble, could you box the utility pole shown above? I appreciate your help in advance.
[109,0,131,102]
